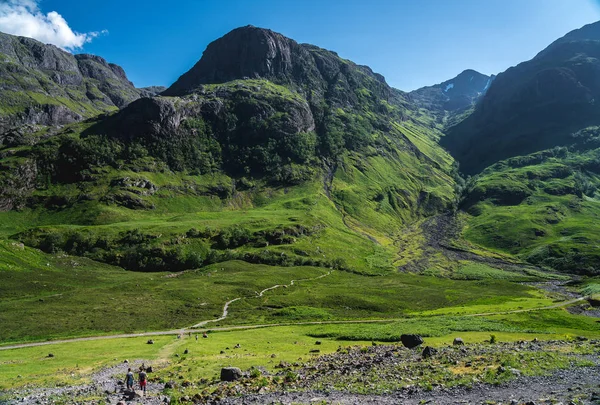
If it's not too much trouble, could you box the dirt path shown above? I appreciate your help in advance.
[191,297,241,328]
[0,289,587,352]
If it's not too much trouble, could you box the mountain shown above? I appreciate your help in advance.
[138,86,167,97]
[0,26,456,276]
[409,69,493,123]
[442,21,600,175]
[0,31,141,137]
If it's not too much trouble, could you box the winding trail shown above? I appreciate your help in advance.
[191,298,241,328]
[0,289,589,352]
[190,270,332,329]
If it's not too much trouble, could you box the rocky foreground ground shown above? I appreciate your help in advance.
[2,339,600,405]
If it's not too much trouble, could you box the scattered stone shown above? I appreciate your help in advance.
[422,346,437,359]
[400,334,424,349]
[220,367,242,382]
[453,337,464,346]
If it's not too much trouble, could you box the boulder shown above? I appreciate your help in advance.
[183,348,189,354]
[147,339,154,344]
[422,346,437,358]
[164,381,176,389]
[453,337,464,346]
[146,366,153,373]
[47,353,54,358]
[400,334,424,349]
[220,367,242,382]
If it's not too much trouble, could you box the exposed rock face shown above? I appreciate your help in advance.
[165,26,318,94]
[0,31,141,134]
[163,25,396,113]
[443,21,600,174]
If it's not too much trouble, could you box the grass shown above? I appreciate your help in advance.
[0,236,551,342]
[463,146,600,275]
[1,311,597,392]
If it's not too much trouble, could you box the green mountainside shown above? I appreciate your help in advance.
[0,26,456,279]
[442,21,600,175]
[2,23,600,346]
[0,32,141,137]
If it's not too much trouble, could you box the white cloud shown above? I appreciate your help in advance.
[0,0,107,51]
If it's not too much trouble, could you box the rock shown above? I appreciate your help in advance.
[422,346,437,359]
[146,366,153,373]
[453,337,464,345]
[117,402,126,405]
[576,336,588,341]
[220,350,225,354]
[184,348,189,354]
[220,367,242,382]
[164,381,176,389]
[400,334,424,349]
[315,340,322,345]
[147,339,154,344]
[270,353,277,358]
[47,353,54,358]
[234,343,241,348]
[309,349,320,353]
[123,359,129,363]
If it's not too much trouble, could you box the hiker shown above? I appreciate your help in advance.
[125,368,134,391]
[138,367,147,395]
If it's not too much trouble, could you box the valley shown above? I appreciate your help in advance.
[1,19,600,405]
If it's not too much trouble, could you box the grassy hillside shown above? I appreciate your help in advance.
[461,128,600,274]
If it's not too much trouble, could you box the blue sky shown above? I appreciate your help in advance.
[4,0,600,90]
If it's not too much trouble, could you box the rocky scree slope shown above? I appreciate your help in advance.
[443,21,600,175]
[0,31,141,138]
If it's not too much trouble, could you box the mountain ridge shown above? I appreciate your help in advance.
[0,31,142,137]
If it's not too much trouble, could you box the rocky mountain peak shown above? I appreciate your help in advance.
[164,25,306,95]
[409,69,492,117]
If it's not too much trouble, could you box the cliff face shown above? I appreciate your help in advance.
[0,31,141,135]
[163,26,395,111]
